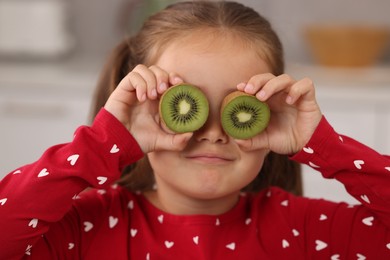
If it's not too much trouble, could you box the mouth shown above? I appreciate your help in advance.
[185,153,234,164]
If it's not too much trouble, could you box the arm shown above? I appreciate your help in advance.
[0,109,143,259]
[0,64,191,259]
[292,116,390,226]
[234,74,390,257]
[290,116,390,258]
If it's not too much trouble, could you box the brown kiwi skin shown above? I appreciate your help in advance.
[220,91,270,139]
[221,91,250,108]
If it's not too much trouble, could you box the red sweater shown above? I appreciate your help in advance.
[1,109,390,259]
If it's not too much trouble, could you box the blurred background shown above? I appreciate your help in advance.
[1,0,390,203]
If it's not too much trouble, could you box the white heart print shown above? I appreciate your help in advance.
[83,221,93,232]
[38,168,49,177]
[331,254,340,260]
[226,242,236,250]
[68,243,74,250]
[292,229,300,237]
[67,154,79,166]
[193,236,199,245]
[110,144,120,154]
[303,147,314,154]
[130,229,137,237]
[109,216,118,228]
[362,216,374,226]
[165,241,174,248]
[309,161,320,168]
[128,200,134,210]
[357,253,366,260]
[28,218,38,228]
[354,160,364,169]
[97,176,108,185]
[315,240,327,251]
[281,200,288,207]
[360,194,370,204]
[282,239,289,248]
[0,198,7,206]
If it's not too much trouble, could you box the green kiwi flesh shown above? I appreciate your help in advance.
[159,84,209,133]
[221,92,270,139]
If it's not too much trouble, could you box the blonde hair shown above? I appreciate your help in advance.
[91,1,302,195]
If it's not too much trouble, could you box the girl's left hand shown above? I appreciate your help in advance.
[235,73,322,155]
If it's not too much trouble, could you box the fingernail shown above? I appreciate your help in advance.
[237,82,246,90]
[286,95,293,104]
[159,82,167,92]
[174,77,183,84]
[257,90,266,99]
[151,89,157,97]
[244,84,254,92]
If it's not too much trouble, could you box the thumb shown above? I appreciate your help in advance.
[234,134,269,152]
[155,132,193,151]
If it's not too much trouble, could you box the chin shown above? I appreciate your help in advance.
[186,173,244,200]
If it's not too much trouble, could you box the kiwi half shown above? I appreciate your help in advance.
[159,84,209,133]
[221,91,270,139]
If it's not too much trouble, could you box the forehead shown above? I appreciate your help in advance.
[154,30,271,87]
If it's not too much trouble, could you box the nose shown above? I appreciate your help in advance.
[194,108,229,144]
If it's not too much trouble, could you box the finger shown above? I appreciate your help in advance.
[133,64,158,100]
[255,74,296,102]
[149,65,169,94]
[234,133,269,152]
[117,70,147,102]
[239,73,275,95]
[155,132,193,151]
[168,72,184,86]
[285,77,315,105]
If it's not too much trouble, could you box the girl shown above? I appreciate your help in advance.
[1,1,390,259]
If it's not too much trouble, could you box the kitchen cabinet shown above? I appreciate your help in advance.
[288,64,390,204]
[0,59,100,177]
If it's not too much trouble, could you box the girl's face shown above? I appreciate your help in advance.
[147,31,272,214]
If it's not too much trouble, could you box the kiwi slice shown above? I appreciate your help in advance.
[221,91,270,139]
[159,84,209,133]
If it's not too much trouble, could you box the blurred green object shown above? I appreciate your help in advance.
[123,0,177,34]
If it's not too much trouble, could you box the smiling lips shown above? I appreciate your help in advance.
[186,153,234,164]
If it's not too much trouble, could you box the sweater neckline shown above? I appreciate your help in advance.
[136,192,249,226]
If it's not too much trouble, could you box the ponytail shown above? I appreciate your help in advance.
[89,37,139,122]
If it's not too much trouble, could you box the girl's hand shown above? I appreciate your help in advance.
[104,64,193,153]
[235,73,322,155]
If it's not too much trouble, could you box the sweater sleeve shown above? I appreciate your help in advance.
[290,116,390,258]
[0,108,144,260]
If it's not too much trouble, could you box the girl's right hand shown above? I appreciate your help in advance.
[104,64,193,154]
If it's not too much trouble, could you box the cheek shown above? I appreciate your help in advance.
[147,152,174,172]
[239,150,269,180]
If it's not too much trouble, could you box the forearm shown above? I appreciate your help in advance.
[292,116,390,224]
[0,108,143,259]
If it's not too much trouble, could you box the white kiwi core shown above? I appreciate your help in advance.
[179,100,191,115]
[236,112,252,122]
